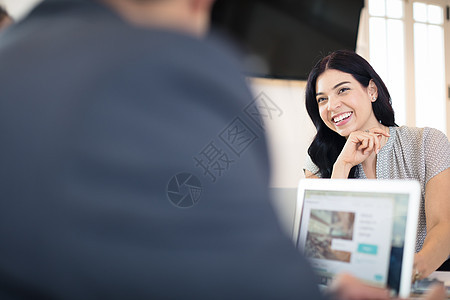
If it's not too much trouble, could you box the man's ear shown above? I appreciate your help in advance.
[189,0,214,14]
[186,0,215,36]
[368,79,378,102]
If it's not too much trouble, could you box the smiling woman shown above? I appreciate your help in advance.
[315,70,383,141]
[304,50,396,179]
[302,49,450,281]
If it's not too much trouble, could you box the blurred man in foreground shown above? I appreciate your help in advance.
[0,0,444,299]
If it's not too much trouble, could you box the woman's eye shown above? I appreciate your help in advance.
[317,97,327,104]
[338,87,350,94]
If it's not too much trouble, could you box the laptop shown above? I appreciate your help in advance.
[292,179,421,298]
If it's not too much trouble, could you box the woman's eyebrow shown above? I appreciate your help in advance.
[316,81,351,96]
[332,81,351,90]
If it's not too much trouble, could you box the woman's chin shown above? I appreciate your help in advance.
[326,122,354,137]
[335,127,353,138]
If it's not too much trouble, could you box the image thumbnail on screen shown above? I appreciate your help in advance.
[305,210,355,263]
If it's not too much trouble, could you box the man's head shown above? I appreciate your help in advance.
[0,6,13,31]
[101,0,215,37]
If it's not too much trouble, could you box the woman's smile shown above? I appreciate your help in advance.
[332,111,353,126]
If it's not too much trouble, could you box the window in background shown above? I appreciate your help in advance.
[366,0,448,134]
[368,0,406,126]
[413,2,446,132]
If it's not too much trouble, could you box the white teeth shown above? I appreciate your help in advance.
[333,112,352,123]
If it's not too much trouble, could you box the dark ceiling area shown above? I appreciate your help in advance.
[211,0,364,80]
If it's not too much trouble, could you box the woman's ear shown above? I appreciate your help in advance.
[368,79,378,102]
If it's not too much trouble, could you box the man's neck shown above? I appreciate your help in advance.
[99,0,208,37]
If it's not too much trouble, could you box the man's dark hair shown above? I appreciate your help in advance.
[0,5,8,16]
[0,5,10,21]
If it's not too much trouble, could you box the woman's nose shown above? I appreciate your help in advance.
[327,96,341,111]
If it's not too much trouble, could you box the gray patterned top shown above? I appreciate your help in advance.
[304,126,450,252]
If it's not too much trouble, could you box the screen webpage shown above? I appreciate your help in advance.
[297,190,409,291]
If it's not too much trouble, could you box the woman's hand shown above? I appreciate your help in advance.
[332,128,390,178]
[413,252,427,283]
[413,169,450,280]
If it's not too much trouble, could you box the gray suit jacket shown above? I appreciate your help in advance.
[0,0,323,298]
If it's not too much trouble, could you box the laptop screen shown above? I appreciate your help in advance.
[293,179,420,297]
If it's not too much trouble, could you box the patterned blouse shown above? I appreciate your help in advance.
[304,126,450,252]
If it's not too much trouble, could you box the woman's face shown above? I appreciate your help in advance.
[315,69,379,137]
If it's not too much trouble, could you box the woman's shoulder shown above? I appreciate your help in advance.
[394,125,448,141]
[303,154,321,177]
[388,126,422,148]
[390,126,449,146]
[393,125,423,136]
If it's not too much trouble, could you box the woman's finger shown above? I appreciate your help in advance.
[358,137,369,152]
[373,133,381,154]
[367,127,390,137]
[366,137,374,155]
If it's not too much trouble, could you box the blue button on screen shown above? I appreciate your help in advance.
[357,244,378,255]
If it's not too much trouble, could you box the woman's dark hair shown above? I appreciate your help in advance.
[305,50,397,178]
